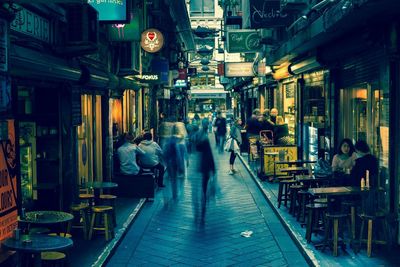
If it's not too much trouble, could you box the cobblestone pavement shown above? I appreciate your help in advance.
[106,136,309,267]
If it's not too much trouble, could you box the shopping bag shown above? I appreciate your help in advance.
[224,138,232,152]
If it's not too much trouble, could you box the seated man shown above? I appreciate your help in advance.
[138,132,165,187]
[117,133,145,176]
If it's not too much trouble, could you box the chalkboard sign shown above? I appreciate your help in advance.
[71,86,82,126]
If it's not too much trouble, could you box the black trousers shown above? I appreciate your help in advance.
[229,151,236,165]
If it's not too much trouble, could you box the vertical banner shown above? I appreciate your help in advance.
[0,120,18,241]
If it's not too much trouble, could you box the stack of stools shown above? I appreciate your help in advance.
[305,202,328,243]
[88,206,115,241]
[99,194,117,225]
[41,233,72,267]
[70,203,90,239]
[277,176,296,208]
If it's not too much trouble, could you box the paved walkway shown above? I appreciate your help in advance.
[106,135,309,267]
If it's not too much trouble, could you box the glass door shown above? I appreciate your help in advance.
[339,85,376,152]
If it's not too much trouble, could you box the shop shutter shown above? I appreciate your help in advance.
[340,49,384,88]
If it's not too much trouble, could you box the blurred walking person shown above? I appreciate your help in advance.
[195,119,216,218]
[164,124,188,199]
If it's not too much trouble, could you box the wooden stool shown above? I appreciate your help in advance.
[324,213,351,256]
[70,203,90,240]
[41,251,66,267]
[297,190,312,223]
[289,184,306,215]
[88,206,114,241]
[357,211,390,257]
[99,194,117,225]
[48,233,72,238]
[305,203,327,243]
[341,200,359,241]
[277,179,296,208]
[79,193,94,207]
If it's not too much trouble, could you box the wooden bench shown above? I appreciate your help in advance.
[113,172,155,199]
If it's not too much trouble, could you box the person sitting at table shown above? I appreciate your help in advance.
[138,132,166,187]
[117,132,145,176]
[331,138,356,173]
[349,140,379,187]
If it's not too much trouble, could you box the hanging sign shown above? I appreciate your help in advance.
[141,29,164,53]
[250,0,292,29]
[88,0,129,23]
[226,30,262,53]
[0,120,18,242]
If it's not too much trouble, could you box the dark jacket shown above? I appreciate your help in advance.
[195,131,215,175]
[246,116,262,135]
[349,154,379,187]
[274,124,289,144]
[214,117,227,136]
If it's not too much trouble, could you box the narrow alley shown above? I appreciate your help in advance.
[106,136,309,266]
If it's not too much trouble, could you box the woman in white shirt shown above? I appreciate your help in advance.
[331,138,356,173]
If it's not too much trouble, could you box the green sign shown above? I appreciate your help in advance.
[226,30,262,53]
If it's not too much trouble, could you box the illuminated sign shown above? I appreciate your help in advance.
[88,0,129,23]
[134,73,161,83]
[141,29,164,53]
[174,79,187,88]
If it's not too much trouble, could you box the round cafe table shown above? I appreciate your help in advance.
[19,211,74,235]
[2,235,73,267]
[85,181,118,204]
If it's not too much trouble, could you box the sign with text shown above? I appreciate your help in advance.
[250,0,292,29]
[226,30,262,53]
[174,79,187,88]
[0,120,18,242]
[88,0,129,23]
[141,28,164,53]
[225,62,255,77]
[10,6,50,43]
[135,73,161,83]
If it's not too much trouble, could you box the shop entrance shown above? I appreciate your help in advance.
[339,85,377,154]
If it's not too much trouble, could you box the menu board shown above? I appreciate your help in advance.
[262,145,298,176]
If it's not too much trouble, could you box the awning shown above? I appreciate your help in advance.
[9,44,143,93]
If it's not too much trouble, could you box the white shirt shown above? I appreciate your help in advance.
[138,140,163,167]
[117,142,145,175]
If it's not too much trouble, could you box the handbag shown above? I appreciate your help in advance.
[224,137,233,152]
